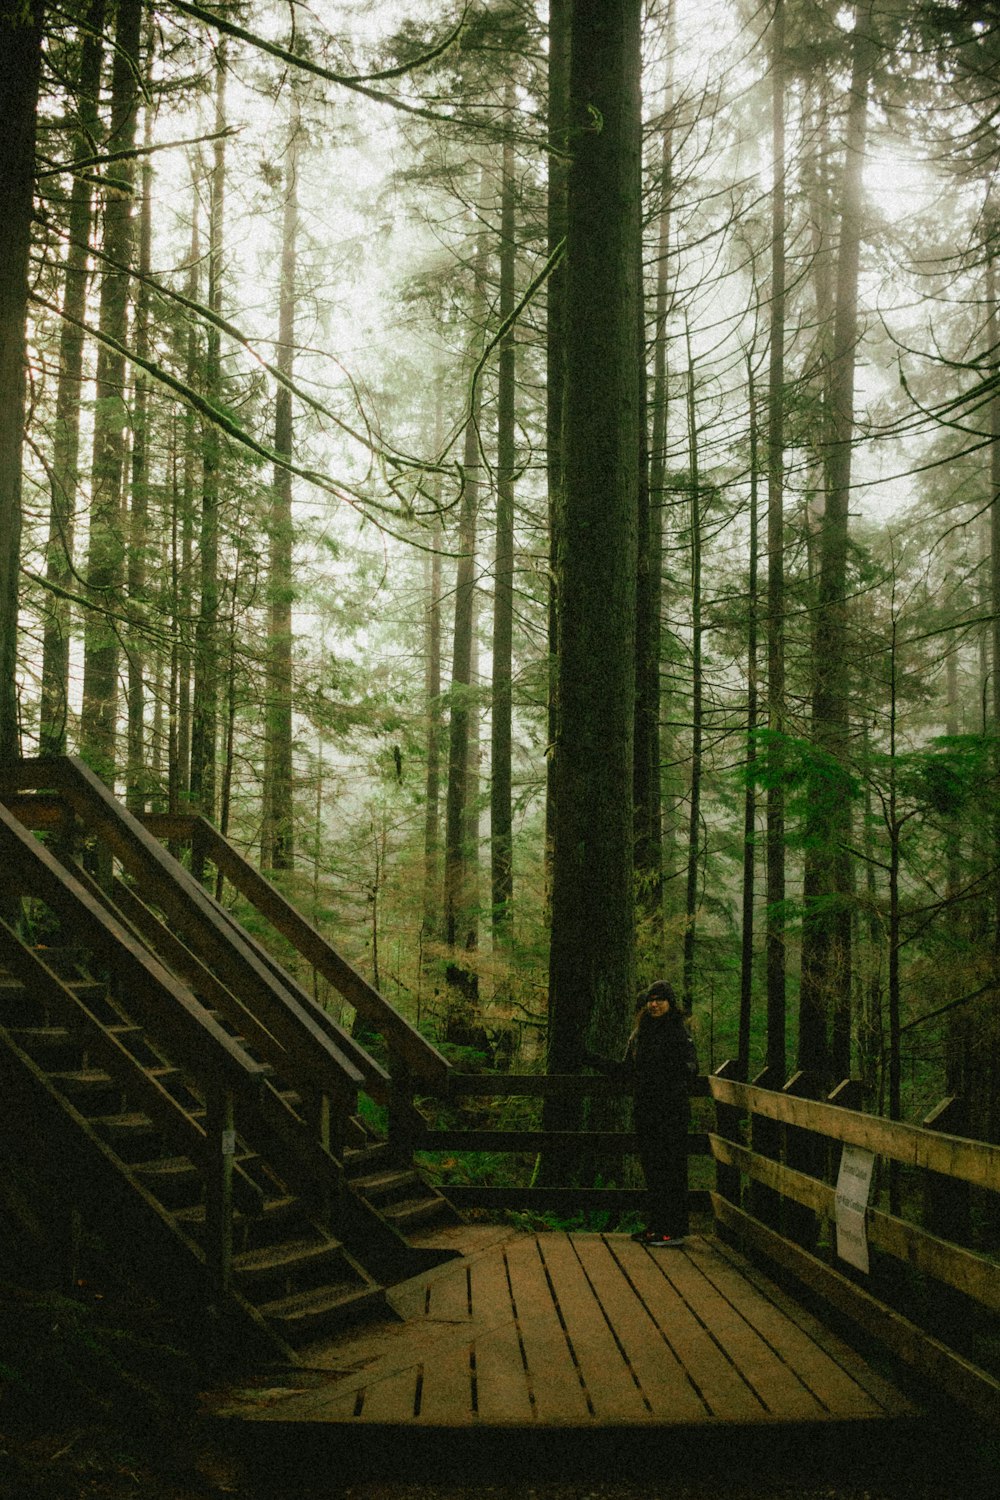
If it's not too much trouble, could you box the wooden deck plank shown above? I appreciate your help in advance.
[415,1334,474,1423]
[616,1239,771,1420]
[502,1235,592,1424]
[652,1242,828,1419]
[537,1234,651,1422]
[354,1364,419,1422]
[690,1242,887,1417]
[211,1230,922,1434]
[709,1236,919,1416]
[468,1247,535,1423]
[425,1260,472,1324]
[572,1235,710,1421]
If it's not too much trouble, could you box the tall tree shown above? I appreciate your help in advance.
[126,18,156,810]
[798,0,876,1081]
[739,358,760,1080]
[544,0,571,895]
[636,25,677,959]
[490,76,517,945]
[443,210,487,986]
[189,44,227,827]
[262,87,301,874]
[547,0,642,1090]
[681,340,703,1014]
[39,0,105,755]
[0,0,44,764]
[765,0,788,1080]
[79,0,142,783]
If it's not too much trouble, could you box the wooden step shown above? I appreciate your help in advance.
[90,1110,163,1161]
[257,1282,386,1344]
[174,1192,302,1244]
[132,1155,203,1208]
[234,1234,351,1293]
[344,1139,396,1177]
[380,1194,452,1232]
[350,1166,423,1204]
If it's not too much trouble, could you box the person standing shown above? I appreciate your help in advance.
[585,980,695,1246]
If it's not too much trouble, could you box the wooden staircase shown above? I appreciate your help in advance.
[0,757,460,1364]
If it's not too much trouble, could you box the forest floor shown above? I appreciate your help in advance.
[1,1424,996,1500]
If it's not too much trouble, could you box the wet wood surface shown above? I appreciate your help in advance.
[215,1229,919,1431]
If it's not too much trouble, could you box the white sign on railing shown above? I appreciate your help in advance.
[835,1144,876,1273]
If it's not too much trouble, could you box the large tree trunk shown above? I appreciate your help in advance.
[798,1,875,1081]
[491,80,517,945]
[546,0,642,1098]
[80,0,142,784]
[765,0,788,1081]
[262,91,300,874]
[39,0,105,756]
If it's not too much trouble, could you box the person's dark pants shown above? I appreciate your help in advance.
[636,1099,690,1237]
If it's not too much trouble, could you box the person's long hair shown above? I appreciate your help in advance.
[626,981,680,1054]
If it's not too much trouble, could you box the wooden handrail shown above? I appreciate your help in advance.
[185,867,393,1104]
[707,1064,1000,1422]
[2,758,367,1100]
[0,803,267,1092]
[709,1074,1000,1192]
[143,811,451,1088]
[709,1134,1000,1313]
[0,919,264,1217]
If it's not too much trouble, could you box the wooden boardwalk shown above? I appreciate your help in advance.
[214,1227,918,1435]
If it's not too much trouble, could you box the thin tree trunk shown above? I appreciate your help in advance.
[637,35,676,953]
[190,48,227,834]
[40,0,105,755]
[634,239,658,942]
[682,339,703,1014]
[80,0,142,784]
[765,0,788,1081]
[126,30,155,810]
[491,80,517,944]
[422,505,443,942]
[262,92,300,873]
[544,0,570,900]
[443,214,486,985]
[173,198,200,809]
[987,247,1000,948]
[739,358,759,1079]
[423,392,446,942]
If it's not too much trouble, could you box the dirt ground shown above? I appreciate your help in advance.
[1,1414,996,1500]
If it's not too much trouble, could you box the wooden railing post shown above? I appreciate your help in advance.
[749,1065,783,1230]
[387,1052,420,1161]
[782,1070,821,1250]
[922,1096,971,1245]
[204,1084,236,1320]
[712,1060,743,1209]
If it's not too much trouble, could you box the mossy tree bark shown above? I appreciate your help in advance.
[546,0,642,1123]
